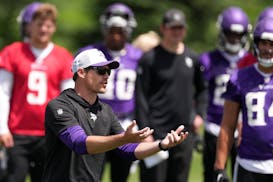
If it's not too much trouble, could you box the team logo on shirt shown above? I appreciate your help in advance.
[57,108,63,115]
[90,112,97,122]
[185,57,193,68]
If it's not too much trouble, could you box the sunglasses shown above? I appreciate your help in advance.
[85,66,111,76]
[169,25,184,30]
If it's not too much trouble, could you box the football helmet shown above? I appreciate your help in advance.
[253,18,273,67]
[217,6,250,54]
[258,7,273,21]
[100,3,137,38]
[17,2,42,39]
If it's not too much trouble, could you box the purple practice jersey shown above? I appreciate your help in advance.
[223,64,273,160]
[78,43,142,115]
[199,50,248,126]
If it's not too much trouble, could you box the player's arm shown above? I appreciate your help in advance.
[59,120,188,159]
[47,100,152,155]
[214,100,240,170]
[0,69,14,148]
[85,121,154,154]
[58,120,153,155]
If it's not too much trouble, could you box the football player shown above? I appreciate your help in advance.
[199,6,252,182]
[0,3,42,181]
[76,3,142,182]
[214,17,273,182]
[238,7,273,69]
[0,3,74,182]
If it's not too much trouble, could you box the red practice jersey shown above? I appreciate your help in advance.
[238,52,257,69]
[0,42,73,136]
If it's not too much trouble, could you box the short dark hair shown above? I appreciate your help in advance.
[32,3,57,23]
[72,72,78,81]
[72,67,92,81]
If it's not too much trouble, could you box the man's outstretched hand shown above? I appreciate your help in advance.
[159,125,189,150]
[124,120,154,143]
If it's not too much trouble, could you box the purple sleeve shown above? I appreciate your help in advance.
[58,125,88,155]
[117,143,139,161]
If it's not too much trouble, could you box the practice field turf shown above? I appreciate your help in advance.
[25,151,202,182]
[101,151,203,182]
[26,150,231,182]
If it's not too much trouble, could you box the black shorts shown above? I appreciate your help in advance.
[233,161,273,182]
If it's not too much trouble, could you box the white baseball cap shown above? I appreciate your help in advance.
[72,49,119,73]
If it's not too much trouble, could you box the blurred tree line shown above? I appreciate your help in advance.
[0,0,272,54]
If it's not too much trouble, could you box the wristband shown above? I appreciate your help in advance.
[158,140,168,151]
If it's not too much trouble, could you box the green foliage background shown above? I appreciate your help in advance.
[0,0,272,54]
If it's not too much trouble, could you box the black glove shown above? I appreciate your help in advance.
[214,169,229,182]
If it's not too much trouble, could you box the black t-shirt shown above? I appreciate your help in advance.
[135,45,207,139]
[42,89,123,182]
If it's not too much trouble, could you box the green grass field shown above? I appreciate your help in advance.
[101,151,203,182]
[25,151,203,182]
[102,151,232,182]
[26,150,233,182]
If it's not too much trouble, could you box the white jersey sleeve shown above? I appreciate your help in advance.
[60,78,74,91]
[0,69,13,134]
